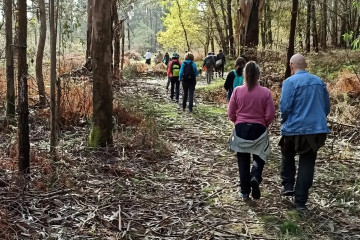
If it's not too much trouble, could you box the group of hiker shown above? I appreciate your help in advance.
[227,53,330,210]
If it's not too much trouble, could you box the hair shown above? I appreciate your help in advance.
[234,57,246,75]
[184,52,194,61]
[219,50,223,52]
[243,61,260,91]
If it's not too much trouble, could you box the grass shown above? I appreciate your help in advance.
[196,78,227,103]
[193,105,226,122]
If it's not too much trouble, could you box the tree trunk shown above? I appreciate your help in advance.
[18,0,30,174]
[285,0,299,79]
[234,0,241,55]
[113,0,120,79]
[49,0,57,155]
[339,0,347,47]
[175,0,190,51]
[265,1,273,48]
[261,5,266,49]
[227,0,235,56]
[90,0,113,147]
[86,0,93,60]
[5,0,15,120]
[219,0,229,53]
[244,0,262,60]
[306,0,311,52]
[208,0,227,52]
[331,0,338,47]
[320,0,327,50]
[36,0,47,107]
[127,21,131,51]
[120,20,125,80]
[311,1,319,52]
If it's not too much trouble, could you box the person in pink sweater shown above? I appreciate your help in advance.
[228,61,275,201]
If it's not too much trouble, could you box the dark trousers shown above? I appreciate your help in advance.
[170,77,180,101]
[281,149,317,205]
[182,81,196,111]
[145,58,151,65]
[217,64,225,78]
[235,123,266,194]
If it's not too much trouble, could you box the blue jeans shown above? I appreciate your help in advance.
[182,80,196,111]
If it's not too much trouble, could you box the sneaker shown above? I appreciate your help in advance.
[295,202,307,211]
[239,192,250,201]
[281,185,295,196]
[250,177,261,200]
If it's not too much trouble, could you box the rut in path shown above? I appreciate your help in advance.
[114,76,360,239]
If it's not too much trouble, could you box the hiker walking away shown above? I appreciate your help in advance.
[203,52,216,84]
[144,50,152,65]
[216,50,226,78]
[179,52,199,112]
[228,61,275,201]
[155,50,163,64]
[224,57,246,101]
[167,53,181,102]
[163,52,170,66]
[279,54,330,210]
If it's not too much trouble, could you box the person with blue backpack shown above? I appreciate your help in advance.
[224,57,246,101]
[167,53,182,102]
[179,52,199,112]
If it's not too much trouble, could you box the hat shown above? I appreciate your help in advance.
[172,53,179,58]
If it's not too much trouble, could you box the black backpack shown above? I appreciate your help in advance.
[182,62,196,82]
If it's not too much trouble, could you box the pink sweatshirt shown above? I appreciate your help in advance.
[228,84,275,127]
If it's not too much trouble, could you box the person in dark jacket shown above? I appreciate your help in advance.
[167,53,182,102]
[224,57,246,100]
[163,52,170,66]
[203,52,216,84]
[279,54,330,210]
[216,50,226,78]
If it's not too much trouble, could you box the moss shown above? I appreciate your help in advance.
[89,125,100,148]
[279,221,301,235]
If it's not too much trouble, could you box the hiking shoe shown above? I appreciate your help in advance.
[250,177,261,200]
[295,202,308,211]
[239,192,250,201]
[281,185,294,196]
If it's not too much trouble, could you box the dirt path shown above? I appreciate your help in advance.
[114,75,360,239]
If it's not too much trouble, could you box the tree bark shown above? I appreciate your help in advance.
[265,1,273,48]
[120,20,125,80]
[175,0,190,51]
[86,0,93,60]
[227,0,235,56]
[244,0,262,60]
[331,0,338,47]
[306,0,311,52]
[18,0,30,174]
[339,0,347,47]
[127,21,131,51]
[320,0,327,50]
[36,0,47,107]
[113,0,120,78]
[5,0,15,120]
[208,0,227,52]
[285,0,299,79]
[49,0,57,155]
[219,0,229,53]
[90,0,113,147]
[311,1,319,52]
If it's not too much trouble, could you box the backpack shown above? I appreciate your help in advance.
[182,62,196,82]
[171,61,180,77]
[232,70,244,89]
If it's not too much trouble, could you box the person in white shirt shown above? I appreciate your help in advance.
[144,50,152,65]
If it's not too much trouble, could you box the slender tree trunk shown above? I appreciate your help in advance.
[113,0,120,78]
[311,1,319,52]
[50,0,57,155]
[227,0,235,56]
[265,1,273,48]
[18,0,30,174]
[5,0,15,120]
[208,0,227,52]
[120,20,125,80]
[339,0,347,47]
[306,0,311,52]
[331,0,338,47]
[285,0,299,79]
[261,5,266,49]
[90,1,113,147]
[36,0,47,107]
[86,0,93,60]
[175,0,190,51]
[127,21,131,51]
[234,0,241,56]
[244,0,262,60]
[219,0,229,52]
[320,0,327,49]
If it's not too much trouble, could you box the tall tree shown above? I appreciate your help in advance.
[208,0,227,52]
[306,0,311,52]
[227,0,235,56]
[175,0,190,51]
[90,0,113,147]
[120,20,126,80]
[113,0,120,78]
[49,0,57,154]
[36,0,47,107]
[265,1,273,48]
[339,0,348,47]
[320,0,327,49]
[311,0,319,52]
[285,0,299,79]
[5,0,15,120]
[331,0,338,46]
[86,0,93,60]
[18,0,30,174]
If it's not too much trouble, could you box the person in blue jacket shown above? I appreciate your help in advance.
[279,53,330,210]
[179,52,199,112]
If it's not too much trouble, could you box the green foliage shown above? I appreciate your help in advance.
[343,32,360,50]
[279,221,301,235]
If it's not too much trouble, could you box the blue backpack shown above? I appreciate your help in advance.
[232,70,244,89]
[182,62,196,82]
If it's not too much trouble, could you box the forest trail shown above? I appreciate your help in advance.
[113,75,360,239]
